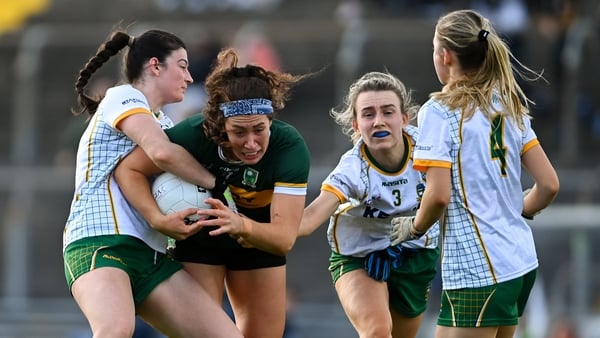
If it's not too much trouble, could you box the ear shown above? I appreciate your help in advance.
[401,111,409,127]
[149,57,160,71]
[442,48,452,66]
[351,119,359,132]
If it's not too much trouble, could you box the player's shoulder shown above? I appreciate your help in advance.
[335,140,365,167]
[272,119,302,137]
[342,139,362,157]
[183,113,204,127]
[101,84,148,109]
[271,119,308,149]
[104,84,143,100]
[329,147,363,181]
[166,113,205,139]
[420,97,454,119]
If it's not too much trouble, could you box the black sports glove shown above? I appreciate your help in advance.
[211,176,238,213]
[364,246,404,282]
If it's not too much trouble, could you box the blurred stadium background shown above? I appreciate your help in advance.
[0,0,599,337]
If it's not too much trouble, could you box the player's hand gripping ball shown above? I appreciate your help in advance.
[152,172,212,223]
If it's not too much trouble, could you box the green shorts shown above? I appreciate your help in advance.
[437,269,537,327]
[63,235,182,306]
[329,247,439,317]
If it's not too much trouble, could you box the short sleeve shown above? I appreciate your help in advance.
[521,117,539,155]
[413,100,453,171]
[322,148,364,204]
[101,85,152,129]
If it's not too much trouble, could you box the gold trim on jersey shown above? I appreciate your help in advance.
[360,132,413,175]
[321,184,346,204]
[413,159,451,172]
[457,116,497,284]
[330,201,359,253]
[112,107,153,130]
[229,186,273,208]
[275,182,307,188]
[107,175,120,234]
[521,138,539,154]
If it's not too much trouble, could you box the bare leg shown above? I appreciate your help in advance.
[391,309,424,338]
[138,269,242,338]
[435,325,499,338]
[227,266,287,338]
[335,269,393,338]
[183,262,227,304]
[71,267,136,338]
[496,325,518,338]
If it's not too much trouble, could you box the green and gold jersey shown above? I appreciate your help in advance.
[165,115,310,223]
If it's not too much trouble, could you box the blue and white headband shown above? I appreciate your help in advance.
[219,98,273,118]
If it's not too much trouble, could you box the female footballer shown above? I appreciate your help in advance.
[299,71,440,338]
[391,9,560,338]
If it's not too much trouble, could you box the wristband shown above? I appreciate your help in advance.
[521,212,534,220]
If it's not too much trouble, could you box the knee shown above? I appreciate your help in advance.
[91,317,136,338]
[359,319,393,338]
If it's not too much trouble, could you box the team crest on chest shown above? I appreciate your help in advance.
[242,168,259,188]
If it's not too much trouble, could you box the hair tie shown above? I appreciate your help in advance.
[478,30,489,42]
[128,36,135,47]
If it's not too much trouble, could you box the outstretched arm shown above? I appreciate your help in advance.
[299,190,341,237]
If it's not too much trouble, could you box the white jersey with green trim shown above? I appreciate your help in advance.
[323,125,439,257]
[63,84,173,253]
[414,97,540,290]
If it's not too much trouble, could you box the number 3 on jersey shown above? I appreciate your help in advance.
[490,115,507,176]
[392,189,401,206]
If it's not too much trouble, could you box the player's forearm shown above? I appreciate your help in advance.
[299,191,340,237]
[298,212,322,237]
[413,167,450,233]
[151,143,216,189]
[239,217,298,256]
[299,205,330,237]
[238,195,305,255]
[117,171,164,225]
[414,197,446,233]
[523,183,559,217]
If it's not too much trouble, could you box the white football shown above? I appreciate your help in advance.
[151,172,212,223]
